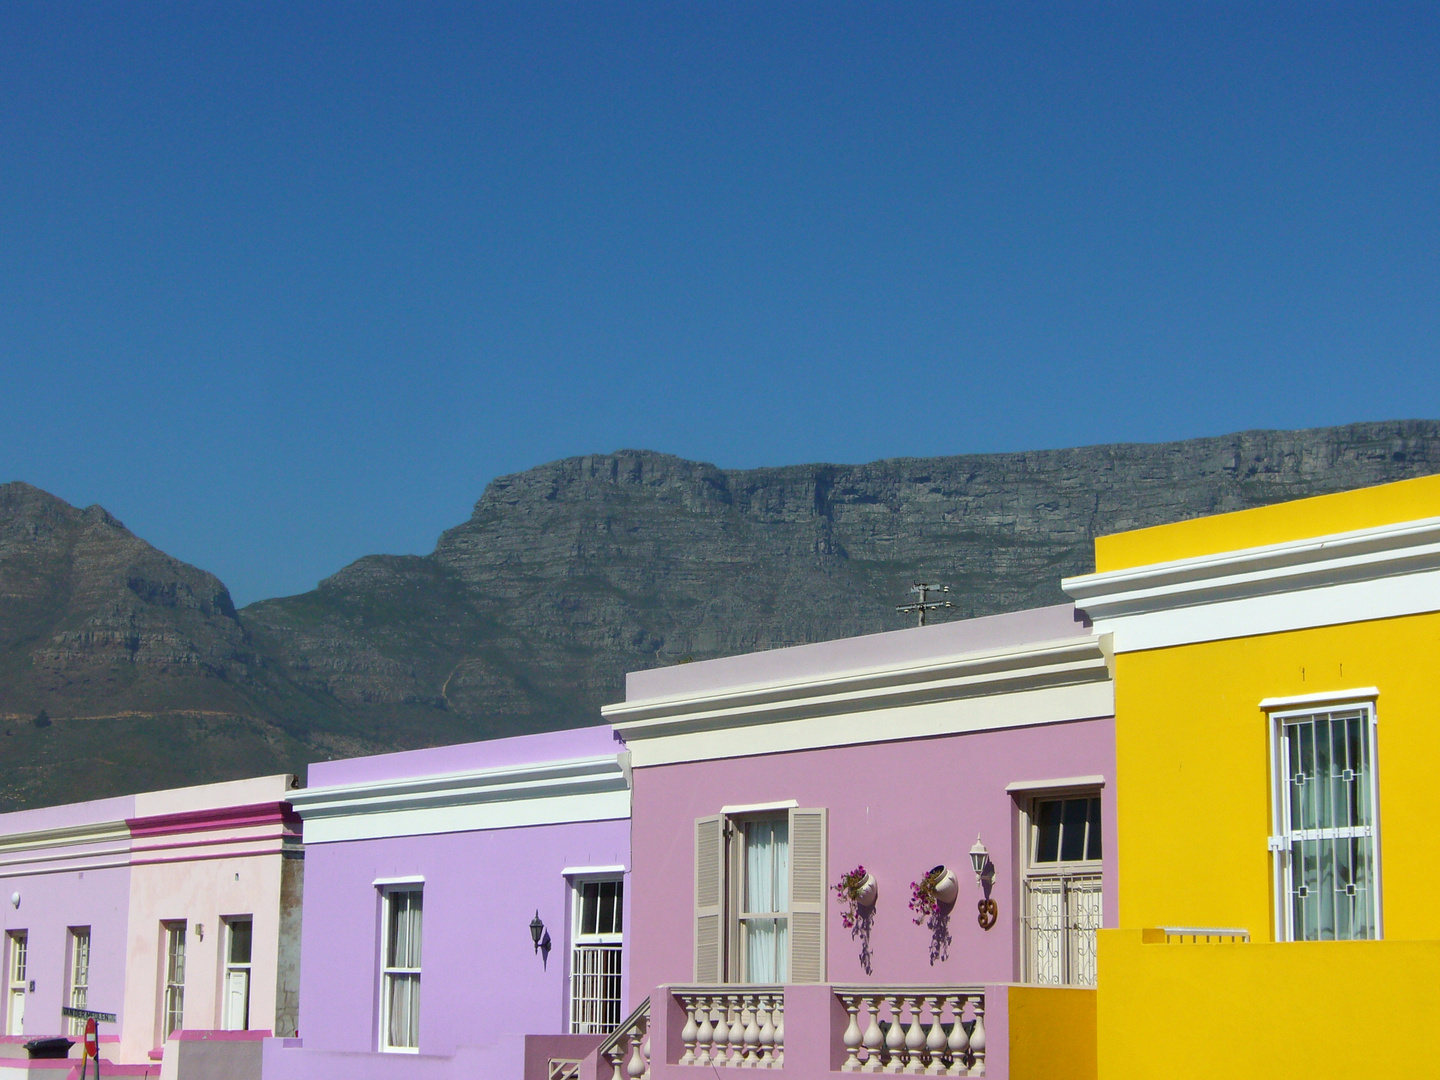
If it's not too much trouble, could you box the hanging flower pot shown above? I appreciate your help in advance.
[834,866,877,929]
[909,865,959,924]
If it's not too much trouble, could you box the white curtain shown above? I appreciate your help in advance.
[386,891,422,1048]
[744,819,789,982]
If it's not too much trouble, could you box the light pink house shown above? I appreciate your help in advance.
[597,605,1115,1079]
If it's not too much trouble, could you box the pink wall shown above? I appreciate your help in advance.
[628,717,1115,1003]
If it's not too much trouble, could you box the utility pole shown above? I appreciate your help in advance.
[897,582,952,627]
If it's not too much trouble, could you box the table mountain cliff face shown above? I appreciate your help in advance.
[4,420,1440,808]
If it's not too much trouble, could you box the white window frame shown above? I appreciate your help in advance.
[568,874,624,1035]
[731,813,791,985]
[6,931,26,1037]
[1019,789,1103,987]
[1267,699,1382,943]
[67,928,91,1035]
[162,922,187,1041]
[221,917,253,1031]
[379,886,423,1053]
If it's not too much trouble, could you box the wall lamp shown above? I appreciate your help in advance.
[529,911,545,954]
[970,835,999,931]
[969,836,990,884]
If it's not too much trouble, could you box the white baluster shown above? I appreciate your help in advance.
[904,995,927,1074]
[641,1023,652,1080]
[758,994,776,1066]
[883,995,905,1074]
[605,1040,627,1080]
[626,1016,648,1080]
[711,994,729,1067]
[772,996,784,1068]
[924,996,947,1075]
[862,997,885,1073]
[680,996,699,1066]
[743,993,762,1066]
[945,996,969,1077]
[695,995,715,1067]
[968,1000,985,1077]
[842,995,864,1071]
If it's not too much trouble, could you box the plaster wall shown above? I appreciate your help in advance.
[294,817,630,1058]
[0,795,134,1043]
[627,717,1115,1004]
[119,776,296,1065]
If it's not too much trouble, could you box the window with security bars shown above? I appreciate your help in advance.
[381,889,422,1052]
[1271,705,1379,942]
[67,928,90,1035]
[569,878,623,1034]
[1022,794,1102,986]
[162,922,186,1040]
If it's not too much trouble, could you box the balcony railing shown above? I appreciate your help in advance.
[597,997,651,1080]
[835,986,986,1075]
[673,986,785,1069]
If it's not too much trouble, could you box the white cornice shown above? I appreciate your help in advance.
[605,635,1113,767]
[292,754,631,844]
[0,820,131,878]
[1064,515,1440,652]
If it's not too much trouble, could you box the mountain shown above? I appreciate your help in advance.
[4,420,1440,808]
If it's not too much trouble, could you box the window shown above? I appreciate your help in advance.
[162,922,186,1040]
[222,918,252,1031]
[1022,794,1102,986]
[1270,704,1380,941]
[6,931,26,1036]
[569,878,623,1034]
[693,807,826,985]
[381,889,422,1052]
[67,928,90,1036]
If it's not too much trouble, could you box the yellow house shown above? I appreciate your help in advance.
[1063,474,1440,1079]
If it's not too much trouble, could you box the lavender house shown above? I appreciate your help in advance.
[597,605,1115,1080]
[265,726,631,1080]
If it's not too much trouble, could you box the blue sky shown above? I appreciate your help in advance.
[2,3,1437,605]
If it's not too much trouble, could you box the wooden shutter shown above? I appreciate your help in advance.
[787,807,827,984]
[694,815,726,983]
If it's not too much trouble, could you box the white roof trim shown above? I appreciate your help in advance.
[720,800,799,815]
[1005,775,1106,793]
[1259,687,1379,711]
[562,865,627,877]
[293,754,632,843]
[605,634,1111,736]
[373,875,425,886]
[1064,515,1440,627]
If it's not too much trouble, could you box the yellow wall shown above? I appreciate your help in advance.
[1008,986,1097,1080]
[1114,612,1440,940]
[1097,930,1440,1078]
[1094,472,1440,571]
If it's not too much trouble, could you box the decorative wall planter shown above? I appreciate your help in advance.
[909,865,959,924]
[835,866,877,930]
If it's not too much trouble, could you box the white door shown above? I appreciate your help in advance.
[7,987,22,1036]
[223,969,250,1031]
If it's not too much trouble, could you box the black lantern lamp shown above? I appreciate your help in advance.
[529,910,546,953]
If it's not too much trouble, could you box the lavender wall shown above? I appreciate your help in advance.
[0,795,135,1042]
[296,817,630,1057]
[627,717,1115,1003]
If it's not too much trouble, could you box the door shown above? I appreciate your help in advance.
[6,988,21,1036]
[224,969,250,1031]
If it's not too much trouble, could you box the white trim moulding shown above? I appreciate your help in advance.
[373,875,426,886]
[1005,775,1107,793]
[561,865,627,877]
[719,800,799,815]
[1259,687,1379,711]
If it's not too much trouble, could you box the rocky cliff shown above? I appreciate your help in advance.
[4,420,1440,808]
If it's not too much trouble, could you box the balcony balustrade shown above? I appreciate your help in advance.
[835,987,985,1076]
[674,986,785,1068]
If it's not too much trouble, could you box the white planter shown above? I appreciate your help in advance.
[853,873,877,908]
[930,866,959,905]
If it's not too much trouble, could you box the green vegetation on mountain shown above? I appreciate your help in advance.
[3,420,1439,809]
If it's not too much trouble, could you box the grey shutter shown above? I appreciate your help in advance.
[787,807,827,983]
[694,815,726,983]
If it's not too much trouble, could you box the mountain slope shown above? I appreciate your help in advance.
[5,419,1440,809]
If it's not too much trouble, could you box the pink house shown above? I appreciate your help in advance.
[597,605,1115,1079]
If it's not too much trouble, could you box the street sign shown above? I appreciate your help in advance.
[61,1007,117,1024]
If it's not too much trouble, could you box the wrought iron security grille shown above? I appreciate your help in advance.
[1275,706,1379,941]
[1023,874,1102,986]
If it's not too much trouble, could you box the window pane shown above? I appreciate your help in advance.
[1034,800,1062,863]
[229,920,252,965]
[743,916,788,983]
[744,818,789,914]
[1085,798,1103,860]
[610,880,623,935]
[1060,799,1089,862]
[580,883,599,936]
